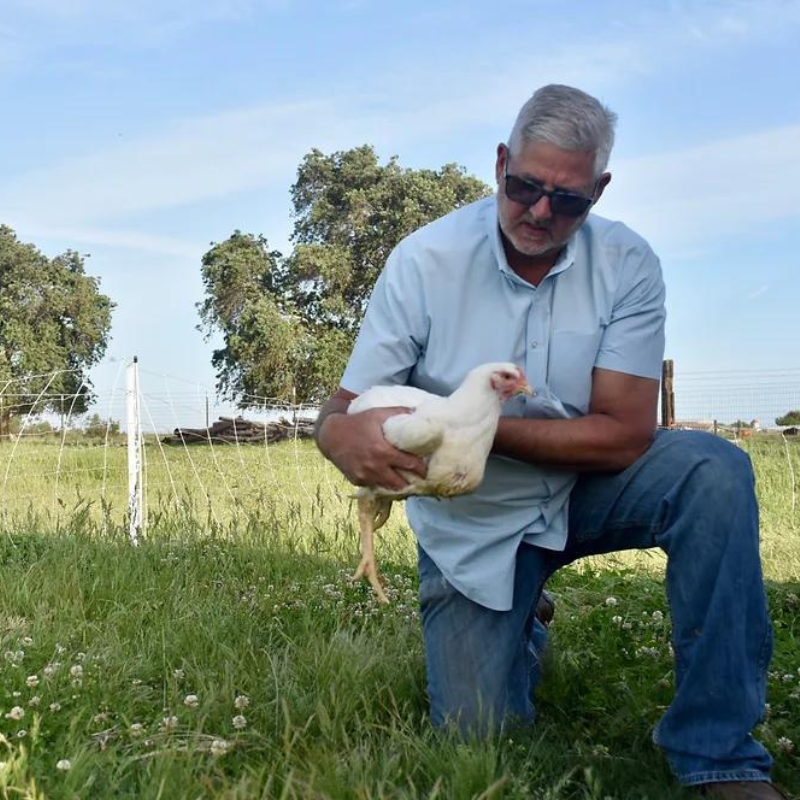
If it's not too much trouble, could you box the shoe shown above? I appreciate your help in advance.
[698,781,788,799]
[535,589,555,627]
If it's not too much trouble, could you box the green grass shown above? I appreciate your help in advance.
[0,439,798,799]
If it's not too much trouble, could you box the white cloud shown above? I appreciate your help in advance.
[14,224,200,259]
[746,285,770,300]
[601,124,800,254]
[0,99,339,228]
[3,0,800,258]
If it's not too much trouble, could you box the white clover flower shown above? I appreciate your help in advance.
[93,712,110,724]
[71,679,83,689]
[173,669,185,680]
[234,695,250,710]
[55,644,65,655]
[605,597,618,607]
[622,622,633,630]
[5,706,25,721]
[56,759,72,771]
[210,738,230,757]
[782,674,794,683]
[131,679,143,686]
[129,723,145,737]
[777,736,794,753]
[69,665,83,678]
[43,663,58,678]
[28,696,40,707]
[160,715,179,732]
[16,729,27,739]
[183,694,199,709]
[611,615,623,625]
[75,652,86,662]
[652,610,664,622]
[232,714,247,730]
[49,702,62,712]
[12,691,21,698]
[22,637,33,646]
[26,675,39,688]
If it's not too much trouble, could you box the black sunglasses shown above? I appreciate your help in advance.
[504,165,595,218]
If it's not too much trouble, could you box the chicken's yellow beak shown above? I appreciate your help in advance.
[517,382,534,397]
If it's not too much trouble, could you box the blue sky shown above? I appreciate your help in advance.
[1,0,799,415]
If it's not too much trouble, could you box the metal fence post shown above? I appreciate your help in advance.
[126,356,144,544]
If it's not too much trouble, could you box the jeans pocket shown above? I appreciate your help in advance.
[419,571,457,609]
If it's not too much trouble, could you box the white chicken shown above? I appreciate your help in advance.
[346,362,532,602]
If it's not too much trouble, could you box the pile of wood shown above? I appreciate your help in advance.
[162,415,315,445]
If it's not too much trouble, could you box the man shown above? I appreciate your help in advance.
[315,85,781,798]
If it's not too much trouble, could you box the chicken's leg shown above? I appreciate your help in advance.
[352,496,393,603]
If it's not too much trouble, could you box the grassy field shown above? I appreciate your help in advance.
[0,438,798,799]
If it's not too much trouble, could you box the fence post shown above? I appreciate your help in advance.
[661,359,675,428]
[126,356,144,545]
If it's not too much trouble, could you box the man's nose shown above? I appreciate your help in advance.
[529,193,552,219]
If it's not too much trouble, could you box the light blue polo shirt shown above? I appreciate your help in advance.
[340,195,666,611]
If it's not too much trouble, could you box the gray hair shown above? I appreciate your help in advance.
[508,84,618,178]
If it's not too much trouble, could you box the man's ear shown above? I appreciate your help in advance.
[593,172,612,203]
[495,143,508,186]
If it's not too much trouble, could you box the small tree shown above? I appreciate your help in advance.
[776,410,800,426]
[0,226,114,429]
[84,413,120,439]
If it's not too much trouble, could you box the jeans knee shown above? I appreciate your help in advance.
[665,431,755,501]
[655,432,759,565]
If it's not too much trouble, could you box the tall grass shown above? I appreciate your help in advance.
[0,439,798,798]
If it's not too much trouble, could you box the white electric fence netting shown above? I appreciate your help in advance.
[1,362,799,536]
[0,360,349,539]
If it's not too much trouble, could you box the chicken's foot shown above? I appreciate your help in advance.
[352,496,393,603]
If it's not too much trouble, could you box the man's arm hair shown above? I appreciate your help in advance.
[314,387,426,491]
[494,368,659,472]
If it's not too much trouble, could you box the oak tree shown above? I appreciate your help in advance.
[199,146,490,405]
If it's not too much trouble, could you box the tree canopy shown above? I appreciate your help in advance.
[199,145,491,405]
[0,225,114,427]
[776,410,800,426]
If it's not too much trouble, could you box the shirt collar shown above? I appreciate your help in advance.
[485,194,578,287]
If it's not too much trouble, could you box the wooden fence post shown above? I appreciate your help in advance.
[661,359,675,428]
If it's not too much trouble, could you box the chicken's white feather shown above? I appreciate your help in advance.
[347,384,437,413]
[347,362,531,500]
[345,361,532,602]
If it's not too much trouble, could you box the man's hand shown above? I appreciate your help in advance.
[317,404,427,492]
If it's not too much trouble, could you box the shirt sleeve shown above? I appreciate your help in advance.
[340,244,429,394]
[595,243,666,380]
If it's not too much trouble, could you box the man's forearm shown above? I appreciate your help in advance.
[314,395,352,461]
[494,413,655,473]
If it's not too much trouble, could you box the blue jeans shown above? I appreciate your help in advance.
[417,430,774,786]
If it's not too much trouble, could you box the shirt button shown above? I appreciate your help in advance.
[530,341,538,349]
